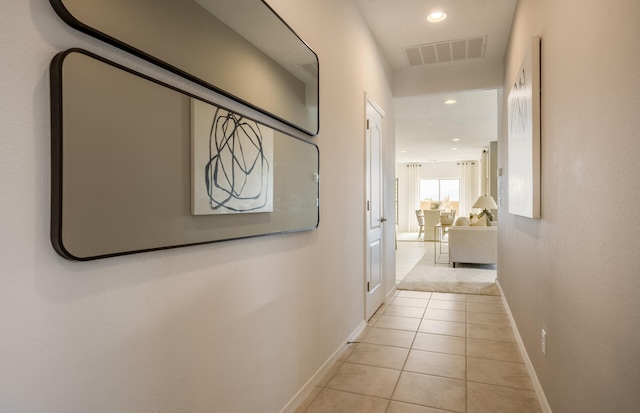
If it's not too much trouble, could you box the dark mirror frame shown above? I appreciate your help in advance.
[50,49,320,261]
[49,0,319,136]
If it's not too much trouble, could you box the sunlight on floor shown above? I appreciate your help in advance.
[395,237,437,283]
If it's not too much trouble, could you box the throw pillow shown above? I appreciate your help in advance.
[470,214,487,226]
[454,217,470,226]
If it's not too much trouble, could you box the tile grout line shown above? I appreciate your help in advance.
[465,294,469,413]
[383,291,432,411]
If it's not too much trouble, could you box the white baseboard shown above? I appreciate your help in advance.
[496,281,552,413]
[386,285,398,303]
[280,320,368,413]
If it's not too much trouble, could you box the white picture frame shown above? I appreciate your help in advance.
[507,36,541,219]
[191,99,274,215]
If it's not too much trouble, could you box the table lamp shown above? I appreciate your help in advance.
[472,195,498,221]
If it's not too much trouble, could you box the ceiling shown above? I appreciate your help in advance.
[395,89,497,163]
[353,0,518,163]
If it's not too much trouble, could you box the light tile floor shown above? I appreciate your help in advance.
[295,290,542,413]
[395,239,432,283]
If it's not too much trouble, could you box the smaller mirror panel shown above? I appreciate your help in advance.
[50,0,319,135]
[51,49,319,261]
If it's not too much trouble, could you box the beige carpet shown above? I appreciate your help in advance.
[397,255,499,296]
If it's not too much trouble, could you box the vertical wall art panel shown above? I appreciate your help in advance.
[508,36,541,218]
[191,100,274,215]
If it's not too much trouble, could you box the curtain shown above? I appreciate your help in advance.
[459,161,480,218]
[407,163,421,232]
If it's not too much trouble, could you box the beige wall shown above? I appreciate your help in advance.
[499,0,640,412]
[0,1,395,412]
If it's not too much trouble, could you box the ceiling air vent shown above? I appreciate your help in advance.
[403,36,487,66]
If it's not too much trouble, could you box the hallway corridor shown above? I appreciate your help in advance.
[296,290,542,413]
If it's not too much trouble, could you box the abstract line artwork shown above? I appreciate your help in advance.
[191,99,273,215]
[507,36,541,219]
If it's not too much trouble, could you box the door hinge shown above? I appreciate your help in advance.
[366,119,370,130]
[367,200,370,211]
[367,282,370,292]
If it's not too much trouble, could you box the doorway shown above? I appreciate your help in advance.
[365,97,385,320]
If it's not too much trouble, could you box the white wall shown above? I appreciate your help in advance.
[0,1,395,412]
[393,58,504,97]
[498,0,640,412]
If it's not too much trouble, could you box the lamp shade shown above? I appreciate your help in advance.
[472,195,498,210]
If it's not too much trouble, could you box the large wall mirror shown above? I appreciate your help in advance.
[49,0,319,135]
[50,49,319,261]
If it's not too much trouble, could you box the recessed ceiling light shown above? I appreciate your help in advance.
[452,138,460,142]
[444,99,456,105]
[427,11,447,23]
[451,148,458,151]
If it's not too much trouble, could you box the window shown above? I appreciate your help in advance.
[420,179,459,210]
[420,180,440,203]
[439,179,459,202]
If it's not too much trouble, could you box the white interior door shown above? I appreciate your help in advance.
[365,98,385,320]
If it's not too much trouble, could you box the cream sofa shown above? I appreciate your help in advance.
[448,225,497,267]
